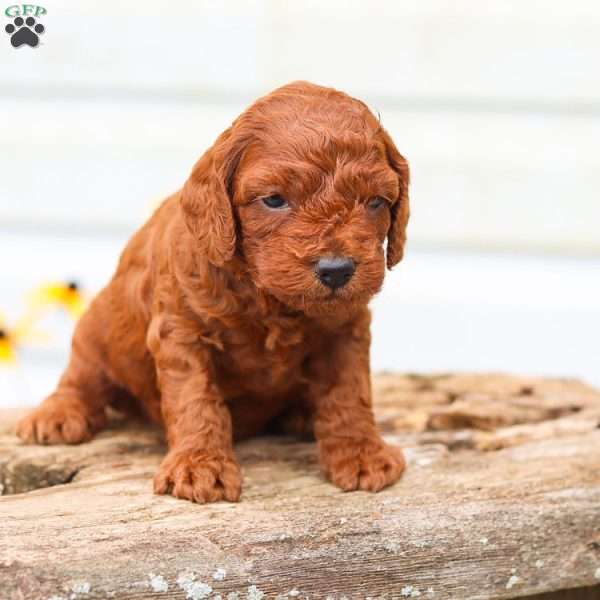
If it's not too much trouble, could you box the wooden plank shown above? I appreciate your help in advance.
[1,235,600,408]
[267,1,600,104]
[0,1,264,94]
[1,373,600,599]
[2,1,600,104]
[528,588,600,600]
[2,99,600,253]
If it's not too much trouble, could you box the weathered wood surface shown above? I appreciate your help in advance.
[1,373,600,600]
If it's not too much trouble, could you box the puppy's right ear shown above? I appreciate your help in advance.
[379,128,410,270]
[180,129,238,267]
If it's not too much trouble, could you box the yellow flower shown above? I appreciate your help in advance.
[0,311,50,366]
[29,281,88,319]
[0,328,16,364]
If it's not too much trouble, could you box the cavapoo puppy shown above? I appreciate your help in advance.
[17,81,410,503]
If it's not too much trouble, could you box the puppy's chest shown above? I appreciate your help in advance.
[212,318,314,394]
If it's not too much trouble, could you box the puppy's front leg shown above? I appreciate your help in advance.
[149,315,242,503]
[310,315,406,492]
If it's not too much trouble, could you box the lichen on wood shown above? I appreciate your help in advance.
[1,373,600,600]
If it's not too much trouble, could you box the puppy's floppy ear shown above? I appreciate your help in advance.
[180,129,240,267]
[380,128,410,269]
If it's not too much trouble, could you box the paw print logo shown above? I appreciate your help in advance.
[5,16,45,48]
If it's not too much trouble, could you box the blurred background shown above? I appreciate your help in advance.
[1,0,599,408]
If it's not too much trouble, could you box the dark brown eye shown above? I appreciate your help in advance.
[368,196,387,211]
[262,195,288,209]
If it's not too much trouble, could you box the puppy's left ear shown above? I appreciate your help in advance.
[380,128,410,269]
[181,129,240,267]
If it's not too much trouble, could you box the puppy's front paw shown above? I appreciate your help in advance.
[320,438,405,492]
[16,400,103,445]
[154,449,243,503]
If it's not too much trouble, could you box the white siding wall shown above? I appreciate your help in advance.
[2,0,600,251]
[1,1,599,406]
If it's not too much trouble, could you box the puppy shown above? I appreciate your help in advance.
[17,81,410,503]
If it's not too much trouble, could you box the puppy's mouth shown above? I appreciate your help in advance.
[322,288,351,301]
[312,278,373,304]
[254,258,382,315]
[273,284,364,309]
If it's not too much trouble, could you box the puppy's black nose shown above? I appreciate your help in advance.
[315,257,356,290]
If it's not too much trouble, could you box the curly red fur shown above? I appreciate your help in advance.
[17,81,410,503]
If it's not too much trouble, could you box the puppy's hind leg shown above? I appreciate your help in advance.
[17,310,114,445]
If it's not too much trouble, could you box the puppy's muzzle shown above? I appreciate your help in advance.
[315,257,356,290]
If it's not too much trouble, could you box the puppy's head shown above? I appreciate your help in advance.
[181,82,410,318]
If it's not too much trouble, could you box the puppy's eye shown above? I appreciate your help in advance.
[368,196,388,211]
[262,195,288,209]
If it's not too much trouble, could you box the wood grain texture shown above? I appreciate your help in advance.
[1,373,600,600]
